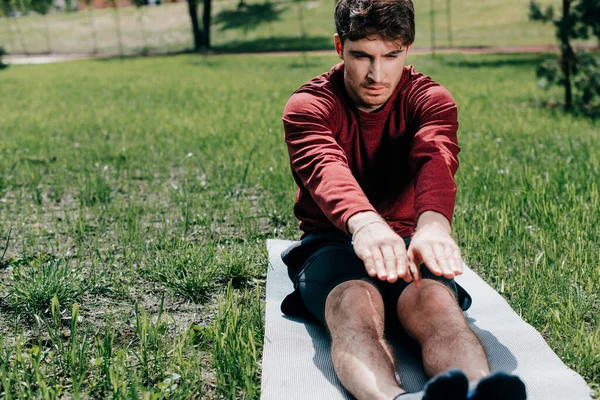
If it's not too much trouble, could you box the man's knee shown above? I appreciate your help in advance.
[397,280,465,335]
[325,280,385,334]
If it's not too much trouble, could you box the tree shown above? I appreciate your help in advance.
[186,0,211,50]
[186,0,202,50]
[530,0,600,115]
[202,0,211,48]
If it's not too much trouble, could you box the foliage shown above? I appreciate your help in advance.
[0,0,11,16]
[530,0,600,38]
[537,49,600,117]
[29,0,53,14]
[529,0,600,114]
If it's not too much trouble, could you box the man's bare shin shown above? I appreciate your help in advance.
[420,326,490,382]
[325,281,405,400]
[398,281,490,383]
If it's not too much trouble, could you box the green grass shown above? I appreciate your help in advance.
[0,52,598,398]
[5,255,89,318]
[0,0,589,55]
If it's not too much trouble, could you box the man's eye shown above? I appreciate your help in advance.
[386,55,399,59]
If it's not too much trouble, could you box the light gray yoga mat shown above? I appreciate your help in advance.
[261,239,593,400]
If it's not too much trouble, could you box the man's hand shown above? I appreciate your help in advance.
[407,211,464,283]
[348,211,418,284]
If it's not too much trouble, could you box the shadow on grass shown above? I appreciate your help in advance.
[214,2,284,32]
[213,36,333,53]
[439,53,547,69]
[91,36,333,64]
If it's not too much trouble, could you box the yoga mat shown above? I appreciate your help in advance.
[261,239,593,400]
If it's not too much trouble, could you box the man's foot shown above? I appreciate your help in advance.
[394,369,469,400]
[467,371,527,400]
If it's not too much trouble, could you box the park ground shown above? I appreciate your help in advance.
[0,51,598,398]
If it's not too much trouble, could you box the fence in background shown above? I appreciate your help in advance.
[0,0,570,56]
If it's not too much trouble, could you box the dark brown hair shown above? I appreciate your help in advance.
[334,0,415,45]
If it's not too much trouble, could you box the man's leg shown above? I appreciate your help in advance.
[396,280,490,382]
[325,279,405,400]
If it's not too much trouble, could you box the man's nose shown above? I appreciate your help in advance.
[367,60,383,83]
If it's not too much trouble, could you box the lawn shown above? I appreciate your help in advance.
[0,52,599,398]
[0,0,584,55]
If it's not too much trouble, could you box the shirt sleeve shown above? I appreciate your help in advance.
[407,81,460,226]
[282,90,377,234]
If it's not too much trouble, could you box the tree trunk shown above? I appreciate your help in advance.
[187,0,202,50]
[202,0,211,49]
[559,0,573,109]
[446,0,453,48]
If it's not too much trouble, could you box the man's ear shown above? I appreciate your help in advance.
[333,34,343,60]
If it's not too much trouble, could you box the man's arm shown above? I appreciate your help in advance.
[406,81,464,279]
[283,91,377,234]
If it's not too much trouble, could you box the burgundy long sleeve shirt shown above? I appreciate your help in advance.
[282,62,460,239]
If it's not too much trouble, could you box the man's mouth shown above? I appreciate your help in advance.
[364,86,386,93]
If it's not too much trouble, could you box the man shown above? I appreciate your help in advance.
[279,0,528,399]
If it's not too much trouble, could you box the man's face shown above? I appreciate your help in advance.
[334,34,411,113]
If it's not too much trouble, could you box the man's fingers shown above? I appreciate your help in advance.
[380,245,398,282]
[433,243,454,279]
[418,246,443,276]
[409,259,422,288]
[406,248,421,286]
[356,248,377,277]
[446,245,463,275]
[452,247,464,275]
[371,248,387,280]
[393,243,410,282]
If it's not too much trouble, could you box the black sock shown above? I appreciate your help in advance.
[422,369,469,400]
[467,372,527,400]
[392,369,468,400]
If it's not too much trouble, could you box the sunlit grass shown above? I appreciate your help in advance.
[0,52,598,397]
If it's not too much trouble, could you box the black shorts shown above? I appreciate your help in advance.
[280,231,472,327]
